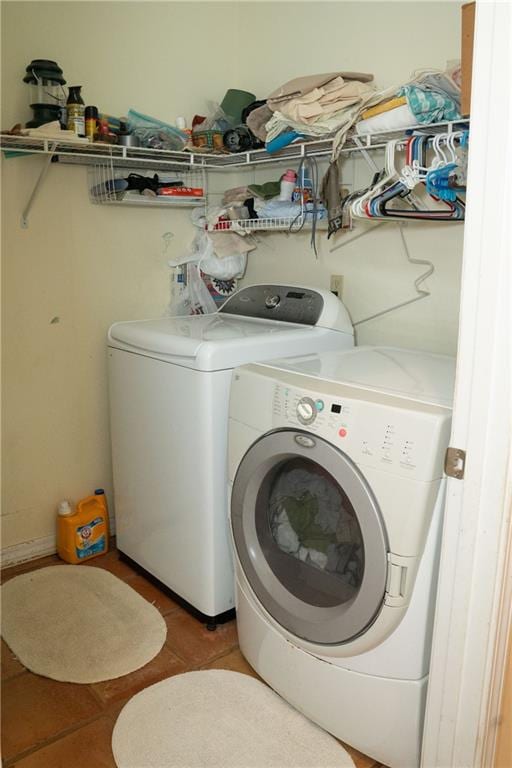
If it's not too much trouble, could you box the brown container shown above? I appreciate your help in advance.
[461,1,476,116]
[192,130,224,150]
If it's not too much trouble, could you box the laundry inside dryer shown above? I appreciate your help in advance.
[266,457,364,601]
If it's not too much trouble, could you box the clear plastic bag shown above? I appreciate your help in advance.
[127,109,187,150]
[186,263,217,315]
[195,101,233,132]
[193,230,247,280]
[201,250,247,280]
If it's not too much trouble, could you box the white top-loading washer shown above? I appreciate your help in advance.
[107,284,354,624]
[228,346,455,767]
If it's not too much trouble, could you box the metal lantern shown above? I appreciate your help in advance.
[23,59,66,128]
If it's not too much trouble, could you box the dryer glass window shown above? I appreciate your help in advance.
[258,457,364,608]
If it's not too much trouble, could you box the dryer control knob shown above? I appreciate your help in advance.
[296,397,316,425]
[265,294,281,309]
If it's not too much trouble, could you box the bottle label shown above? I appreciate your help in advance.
[67,105,85,137]
[85,119,96,141]
[73,116,85,137]
[75,517,106,559]
[292,186,313,203]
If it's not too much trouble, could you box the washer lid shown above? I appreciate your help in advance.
[255,346,455,408]
[108,314,343,371]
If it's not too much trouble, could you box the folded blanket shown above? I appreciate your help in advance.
[222,186,252,205]
[246,104,273,141]
[267,71,374,103]
[269,78,375,125]
[398,83,460,123]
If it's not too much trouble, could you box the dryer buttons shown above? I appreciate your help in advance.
[296,397,317,425]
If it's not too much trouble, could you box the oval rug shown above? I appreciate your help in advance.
[1,565,167,683]
[112,669,355,767]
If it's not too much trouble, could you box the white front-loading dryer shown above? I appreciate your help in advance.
[228,346,455,768]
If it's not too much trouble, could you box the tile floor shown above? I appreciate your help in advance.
[1,548,386,768]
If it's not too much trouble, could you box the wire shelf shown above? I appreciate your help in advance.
[1,119,470,172]
[207,215,328,233]
[3,119,469,227]
[88,159,206,207]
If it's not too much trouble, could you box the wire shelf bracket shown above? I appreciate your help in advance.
[20,142,57,228]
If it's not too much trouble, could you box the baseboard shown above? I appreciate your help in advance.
[1,515,116,569]
[1,534,56,568]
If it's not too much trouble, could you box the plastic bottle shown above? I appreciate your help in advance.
[56,489,109,564]
[279,169,297,201]
[96,118,117,144]
[175,116,192,138]
[293,165,313,203]
[66,86,85,137]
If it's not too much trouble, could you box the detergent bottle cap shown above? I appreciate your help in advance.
[57,500,74,516]
[282,169,297,182]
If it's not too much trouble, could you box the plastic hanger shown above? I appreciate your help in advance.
[350,132,466,222]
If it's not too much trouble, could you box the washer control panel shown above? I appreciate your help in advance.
[265,294,281,310]
[271,381,451,481]
[220,284,324,325]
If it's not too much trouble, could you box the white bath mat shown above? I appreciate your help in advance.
[1,565,166,683]
[112,669,354,767]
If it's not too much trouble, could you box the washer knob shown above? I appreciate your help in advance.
[265,294,281,309]
[296,397,317,425]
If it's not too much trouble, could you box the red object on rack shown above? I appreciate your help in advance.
[211,216,232,230]
[158,187,204,197]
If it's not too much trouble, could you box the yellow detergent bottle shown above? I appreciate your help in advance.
[57,489,109,563]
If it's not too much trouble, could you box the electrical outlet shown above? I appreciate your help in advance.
[330,274,344,298]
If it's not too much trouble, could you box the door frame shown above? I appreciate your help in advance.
[421,2,512,766]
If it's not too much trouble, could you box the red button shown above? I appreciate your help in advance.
[339,428,347,438]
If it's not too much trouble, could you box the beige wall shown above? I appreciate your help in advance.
[242,221,463,351]
[1,1,463,553]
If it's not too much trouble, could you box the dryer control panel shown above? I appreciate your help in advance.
[270,381,451,482]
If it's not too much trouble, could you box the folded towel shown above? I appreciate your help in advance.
[19,120,89,143]
[361,96,407,120]
[355,104,417,135]
[248,181,281,200]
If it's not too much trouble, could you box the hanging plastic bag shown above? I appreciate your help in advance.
[200,250,247,280]
[186,263,217,315]
[188,229,247,281]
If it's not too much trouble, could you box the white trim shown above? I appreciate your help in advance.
[1,534,56,568]
[1,515,116,569]
[421,2,512,767]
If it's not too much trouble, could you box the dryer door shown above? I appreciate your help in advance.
[231,429,388,645]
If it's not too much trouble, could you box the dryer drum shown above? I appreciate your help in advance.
[231,429,389,645]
